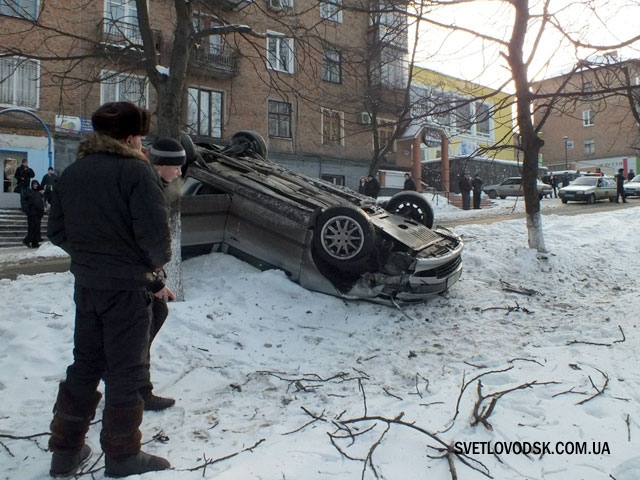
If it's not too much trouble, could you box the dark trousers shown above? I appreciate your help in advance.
[24,214,42,245]
[139,298,169,395]
[461,191,471,210]
[473,191,482,209]
[616,187,627,203]
[64,286,153,406]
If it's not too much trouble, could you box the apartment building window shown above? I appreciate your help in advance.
[267,33,294,74]
[187,87,223,138]
[584,139,595,155]
[268,100,291,138]
[583,81,594,93]
[0,57,38,109]
[320,0,342,23]
[475,101,492,138]
[0,0,38,19]
[193,14,225,56]
[378,50,406,89]
[103,0,141,44]
[454,101,472,134]
[100,70,148,107]
[378,121,395,152]
[322,174,345,186]
[322,49,341,84]
[322,108,343,145]
[582,109,595,127]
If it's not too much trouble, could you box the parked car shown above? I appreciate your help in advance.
[482,177,552,199]
[558,175,617,204]
[179,132,463,305]
[623,175,640,197]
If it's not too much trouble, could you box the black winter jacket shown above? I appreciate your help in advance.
[24,186,45,217]
[47,133,171,291]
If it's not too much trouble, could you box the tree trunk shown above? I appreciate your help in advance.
[507,0,546,252]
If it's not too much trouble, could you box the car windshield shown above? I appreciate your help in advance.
[632,175,640,182]
[572,177,598,186]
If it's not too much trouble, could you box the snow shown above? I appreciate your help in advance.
[1,196,639,480]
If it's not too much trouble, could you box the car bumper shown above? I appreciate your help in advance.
[624,189,640,196]
[559,191,587,201]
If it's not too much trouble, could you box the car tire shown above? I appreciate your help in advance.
[180,133,199,167]
[561,198,568,204]
[587,193,596,204]
[385,191,434,228]
[313,205,375,270]
[499,195,506,199]
[487,190,497,199]
[232,130,268,160]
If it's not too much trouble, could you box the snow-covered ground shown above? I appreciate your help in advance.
[1,196,639,480]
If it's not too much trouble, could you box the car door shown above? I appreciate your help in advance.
[599,178,616,200]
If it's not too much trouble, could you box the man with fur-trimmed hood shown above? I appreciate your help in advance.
[46,102,172,477]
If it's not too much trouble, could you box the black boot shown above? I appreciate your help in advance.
[101,400,170,477]
[141,391,175,411]
[49,382,102,477]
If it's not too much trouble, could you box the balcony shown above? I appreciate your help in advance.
[95,19,163,62]
[189,47,240,79]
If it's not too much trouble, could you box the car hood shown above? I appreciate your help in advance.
[561,185,594,192]
[625,181,640,189]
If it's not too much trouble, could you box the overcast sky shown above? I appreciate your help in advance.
[411,0,640,89]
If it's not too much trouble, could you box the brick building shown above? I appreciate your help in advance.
[533,58,640,176]
[1,0,409,193]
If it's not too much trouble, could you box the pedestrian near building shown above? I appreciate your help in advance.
[46,102,172,477]
[22,179,45,248]
[403,173,416,191]
[14,159,35,211]
[41,167,58,210]
[358,176,367,194]
[364,174,380,199]
[615,168,628,203]
[471,174,483,209]
[628,169,636,181]
[458,172,472,210]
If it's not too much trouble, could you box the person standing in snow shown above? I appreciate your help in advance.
[137,137,187,412]
[46,102,172,477]
[22,179,45,248]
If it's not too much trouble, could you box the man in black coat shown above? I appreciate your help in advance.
[14,159,35,211]
[46,102,172,478]
[40,167,58,210]
[364,174,381,198]
[458,172,472,210]
[403,173,417,191]
[471,174,483,209]
[22,179,45,248]
[615,168,628,203]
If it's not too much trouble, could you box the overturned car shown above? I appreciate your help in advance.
[179,132,463,304]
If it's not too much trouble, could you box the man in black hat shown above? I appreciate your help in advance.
[46,102,172,477]
[137,137,187,412]
[614,168,628,203]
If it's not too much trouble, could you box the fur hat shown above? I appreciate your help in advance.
[148,138,186,166]
[91,102,151,140]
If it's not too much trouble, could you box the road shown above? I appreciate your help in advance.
[0,199,636,279]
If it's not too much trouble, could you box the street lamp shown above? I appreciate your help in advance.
[563,136,569,169]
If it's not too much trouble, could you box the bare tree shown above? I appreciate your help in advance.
[413,0,640,251]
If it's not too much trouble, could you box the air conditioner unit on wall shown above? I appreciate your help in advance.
[268,0,283,11]
[359,112,371,125]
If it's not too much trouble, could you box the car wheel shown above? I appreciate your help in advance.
[499,195,506,199]
[231,130,268,160]
[609,197,615,202]
[313,206,375,268]
[385,191,434,228]
[487,190,497,199]
[586,193,596,204]
[561,198,568,204]
[180,133,199,168]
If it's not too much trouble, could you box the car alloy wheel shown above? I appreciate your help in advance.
[314,205,375,266]
[385,191,434,228]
